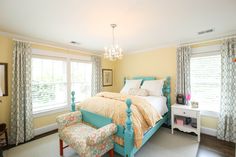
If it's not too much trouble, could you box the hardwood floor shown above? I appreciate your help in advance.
[197,134,235,157]
[170,125,235,157]
[1,129,58,151]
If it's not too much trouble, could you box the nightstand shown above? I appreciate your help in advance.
[171,104,200,142]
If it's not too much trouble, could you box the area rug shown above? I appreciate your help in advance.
[3,127,199,157]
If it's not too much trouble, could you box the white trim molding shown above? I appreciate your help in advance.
[32,48,92,61]
[0,30,102,56]
[33,107,69,118]
[201,126,217,136]
[191,44,221,57]
[34,123,58,136]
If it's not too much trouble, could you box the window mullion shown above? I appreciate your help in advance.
[67,57,71,110]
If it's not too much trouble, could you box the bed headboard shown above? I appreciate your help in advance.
[124,76,156,85]
[124,76,171,96]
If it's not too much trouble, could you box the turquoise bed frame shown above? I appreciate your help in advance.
[71,76,171,157]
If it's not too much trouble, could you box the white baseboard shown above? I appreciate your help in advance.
[34,123,58,136]
[201,126,217,136]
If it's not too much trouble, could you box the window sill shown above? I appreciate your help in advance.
[200,110,219,118]
[33,106,70,118]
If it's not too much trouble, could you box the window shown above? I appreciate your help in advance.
[190,55,221,113]
[32,57,67,113]
[71,61,92,102]
[31,49,93,115]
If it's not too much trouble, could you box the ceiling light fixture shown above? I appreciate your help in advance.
[104,24,123,61]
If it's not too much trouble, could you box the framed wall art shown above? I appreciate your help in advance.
[102,69,113,87]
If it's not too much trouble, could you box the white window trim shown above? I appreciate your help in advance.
[191,44,221,118]
[32,48,91,61]
[191,44,221,57]
[67,57,72,113]
[32,48,91,117]
[33,106,70,118]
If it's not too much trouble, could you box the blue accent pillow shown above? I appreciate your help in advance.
[132,76,156,85]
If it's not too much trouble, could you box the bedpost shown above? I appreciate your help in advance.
[164,77,171,126]
[124,99,134,157]
[71,91,76,112]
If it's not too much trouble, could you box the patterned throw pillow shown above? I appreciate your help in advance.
[128,88,149,96]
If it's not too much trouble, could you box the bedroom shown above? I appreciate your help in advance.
[0,0,235,157]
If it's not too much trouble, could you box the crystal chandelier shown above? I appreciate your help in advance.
[104,24,123,61]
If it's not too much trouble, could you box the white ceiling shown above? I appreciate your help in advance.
[0,0,236,53]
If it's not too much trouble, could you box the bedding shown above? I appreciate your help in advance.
[120,79,142,94]
[138,96,168,116]
[77,92,162,148]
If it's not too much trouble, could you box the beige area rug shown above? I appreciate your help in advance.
[3,127,199,157]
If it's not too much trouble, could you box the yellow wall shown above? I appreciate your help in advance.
[101,58,116,92]
[115,47,176,102]
[0,35,13,129]
[201,116,218,129]
[115,47,218,129]
[0,34,116,129]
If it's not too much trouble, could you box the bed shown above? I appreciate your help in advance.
[71,76,171,157]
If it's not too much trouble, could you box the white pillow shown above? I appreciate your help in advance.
[120,79,142,94]
[141,80,164,96]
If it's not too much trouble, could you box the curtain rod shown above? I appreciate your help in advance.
[13,38,102,57]
[178,34,236,47]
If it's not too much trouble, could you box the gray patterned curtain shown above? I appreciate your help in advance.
[176,46,191,96]
[217,38,236,143]
[91,56,102,96]
[9,40,34,145]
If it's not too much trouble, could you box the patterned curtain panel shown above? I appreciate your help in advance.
[176,46,191,96]
[217,38,236,143]
[91,56,102,96]
[9,41,34,145]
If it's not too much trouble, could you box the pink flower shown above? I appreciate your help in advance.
[186,94,191,101]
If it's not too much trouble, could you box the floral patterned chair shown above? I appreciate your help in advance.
[56,111,117,157]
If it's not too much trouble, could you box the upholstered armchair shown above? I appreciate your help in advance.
[56,111,117,157]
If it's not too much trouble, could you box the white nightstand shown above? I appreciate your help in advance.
[171,104,201,142]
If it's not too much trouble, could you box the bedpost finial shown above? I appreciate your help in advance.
[126,99,132,108]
